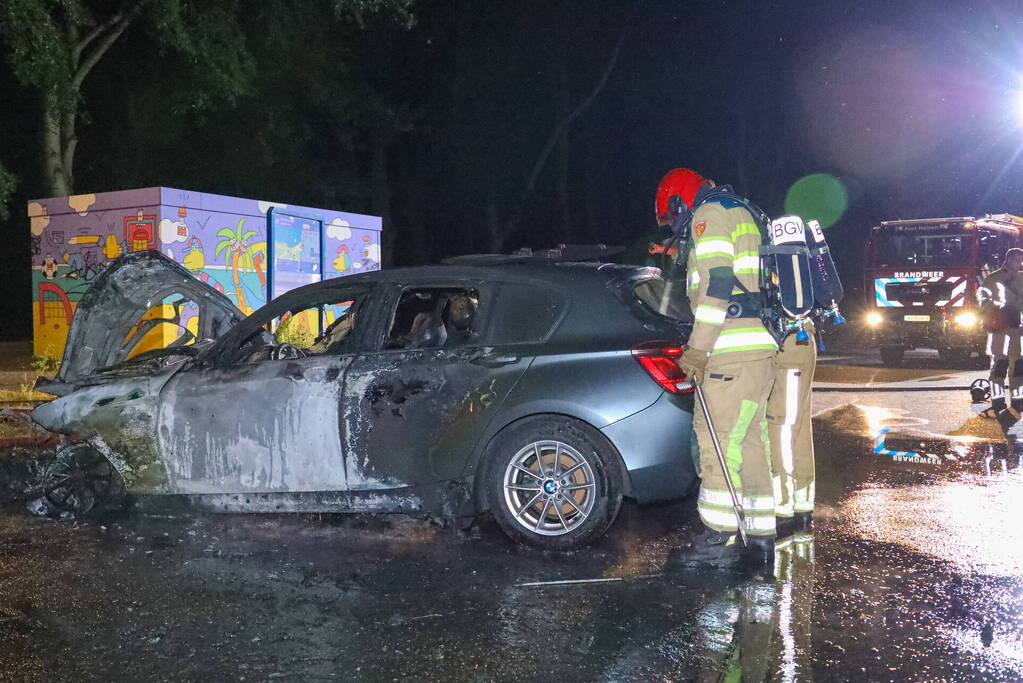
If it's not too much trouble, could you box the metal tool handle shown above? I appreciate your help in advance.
[694,383,748,547]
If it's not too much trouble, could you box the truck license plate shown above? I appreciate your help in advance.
[903,314,930,322]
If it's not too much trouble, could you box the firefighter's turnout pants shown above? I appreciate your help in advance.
[987,328,1023,411]
[695,357,776,536]
[767,323,816,518]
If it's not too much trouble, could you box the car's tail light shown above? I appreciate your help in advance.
[632,345,695,394]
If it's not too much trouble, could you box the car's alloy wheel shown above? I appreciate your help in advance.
[484,416,623,549]
[502,440,596,536]
[41,444,125,516]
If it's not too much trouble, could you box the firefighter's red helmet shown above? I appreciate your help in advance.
[655,168,707,226]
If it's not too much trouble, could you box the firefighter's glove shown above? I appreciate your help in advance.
[676,346,710,386]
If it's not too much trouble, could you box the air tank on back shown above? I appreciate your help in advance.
[806,219,845,324]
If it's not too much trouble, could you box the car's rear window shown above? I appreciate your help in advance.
[633,276,692,321]
[488,283,565,344]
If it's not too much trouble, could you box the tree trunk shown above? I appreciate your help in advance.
[37,5,140,197]
[501,4,636,245]
[42,103,71,197]
[60,100,78,190]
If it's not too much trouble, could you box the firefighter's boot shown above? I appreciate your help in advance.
[776,515,796,538]
[665,528,775,570]
[777,512,811,538]
[997,409,1018,432]
[794,511,813,531]
[743,534,776,568]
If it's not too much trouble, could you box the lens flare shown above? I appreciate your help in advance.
[954,311,977,328]
[784,174,849,229]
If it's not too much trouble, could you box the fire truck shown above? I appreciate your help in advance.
[865,214,1023,366]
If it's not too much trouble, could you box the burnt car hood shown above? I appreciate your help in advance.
[44,251,244,391]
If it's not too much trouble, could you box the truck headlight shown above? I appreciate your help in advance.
[954,311,977,328]
[867,312,883,326]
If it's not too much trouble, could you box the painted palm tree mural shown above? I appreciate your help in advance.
[215,218,258,314]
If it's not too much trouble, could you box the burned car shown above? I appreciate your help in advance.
[32,251,696,548]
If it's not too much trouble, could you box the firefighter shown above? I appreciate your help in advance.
[768,320,816,535]
[977,248,1023,424]
[657,168,779,569]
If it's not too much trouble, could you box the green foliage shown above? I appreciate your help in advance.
[31,353,61,375]
[0,162,15,219]
[0,382,53,405]
[149,1,256,107]
[1,0,412,105]
[273,317,314,348]
[334,0,414,28]
[1,0,257,106]
[0,0,81,104]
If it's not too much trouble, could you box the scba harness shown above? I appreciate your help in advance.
[667,187,845,345]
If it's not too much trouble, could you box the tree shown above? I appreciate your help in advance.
[498,1,638,250]
[0,162,15,219]
[0,0,411,197]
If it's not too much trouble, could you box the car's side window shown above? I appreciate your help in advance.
[123,291,208,360]
[385,287,481,350]
[233,291,368,362]
[488,283,564,344]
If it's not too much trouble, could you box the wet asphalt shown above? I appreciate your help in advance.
[1,351,1022,681]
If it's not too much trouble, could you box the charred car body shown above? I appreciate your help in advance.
[32,251,697,548]
[865,214,1023,366]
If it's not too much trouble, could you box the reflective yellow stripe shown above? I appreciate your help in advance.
[699,488,740,507]
[695,304,727,325]
[733,254,760,273]
[695,238,734,259]
[711,328,778,353]
[731,222,760,240]
[698,504,740,531]
[741,495,776,512]
[745,514,777,532]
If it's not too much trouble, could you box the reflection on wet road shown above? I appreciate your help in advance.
[2,355,1022,679]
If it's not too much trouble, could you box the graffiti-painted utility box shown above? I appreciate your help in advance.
[29,187,382,358]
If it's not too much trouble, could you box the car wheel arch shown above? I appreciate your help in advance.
[470,412,633,513]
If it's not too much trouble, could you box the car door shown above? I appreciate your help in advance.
[341,280,534,491]
[157,282,377,495]
[45,251,244,393]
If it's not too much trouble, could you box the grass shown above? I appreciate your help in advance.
[0,419,36,440]
[0,383,53,405]
[31,354,61,375]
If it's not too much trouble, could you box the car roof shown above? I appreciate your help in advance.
[306,261,657,290]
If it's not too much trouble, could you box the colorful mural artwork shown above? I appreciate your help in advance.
[29,187,383,358]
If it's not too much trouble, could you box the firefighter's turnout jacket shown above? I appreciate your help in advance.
[978,266,1023,329]
[978,266,1023,410]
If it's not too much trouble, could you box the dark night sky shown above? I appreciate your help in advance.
[3,0,1023,339]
